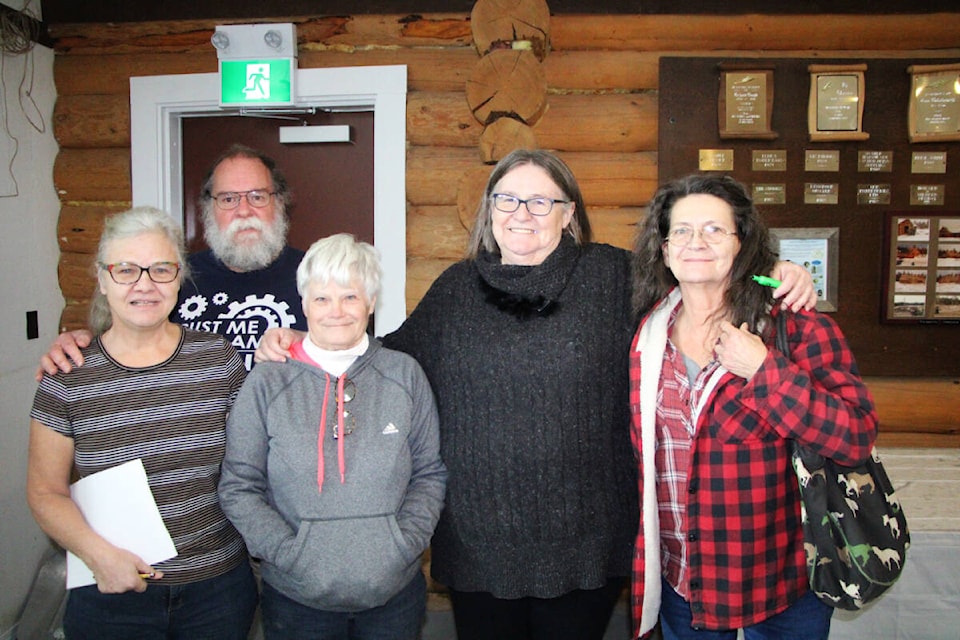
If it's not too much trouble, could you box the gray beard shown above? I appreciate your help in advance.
[203,210,289,273]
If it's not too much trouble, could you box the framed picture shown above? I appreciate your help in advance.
[718,65,777,140]
[882,212,960,323]
[807,64,869,141]
[907,63,960,143]
[769,227,839,312]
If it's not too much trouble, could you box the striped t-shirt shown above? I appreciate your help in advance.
[31,328,248,585]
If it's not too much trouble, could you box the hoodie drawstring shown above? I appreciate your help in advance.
[317,375,331,492]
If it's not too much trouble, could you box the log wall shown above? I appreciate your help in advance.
[48,11,960,445]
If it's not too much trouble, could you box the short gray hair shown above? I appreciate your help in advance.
[296,234,381,302]
[90,207,188,335]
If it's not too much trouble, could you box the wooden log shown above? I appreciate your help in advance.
[548,14,960,52]
[54,148,132,202]
[406,257,456,312]
[57,204,127,254]
[407,146,481,206]
[299,48,476,93]
[479,118,538,164]
[863,377,960,435]
[55,52,217,96]
[407,205,470,260]
[59,300,91,333]
[59,251,97,300]
[54,94,130,148]
[590,206,645,250]
[466,49,547,126]
[408,91,658,152]
[471,0,551,59]
[544,50,660,91]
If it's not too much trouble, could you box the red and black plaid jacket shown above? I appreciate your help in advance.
[629,290,877,635]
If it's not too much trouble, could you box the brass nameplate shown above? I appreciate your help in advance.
[857,184,891,205]
[912,70,960,135]
[816,74,860,131]
[857,151,893,173]
[725,73,767,133]
[804,183,839,205]
[752,184,786,205]
[910,184,945,206]
[804,150,840,172]
[751,150,787,172]
[699,149,734,171]
[911,152,947,174]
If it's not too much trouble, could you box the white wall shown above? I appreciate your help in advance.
[0,0,63,634]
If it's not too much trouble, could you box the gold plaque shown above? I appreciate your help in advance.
[804,183,839,205]
[857,184,891,205]
[719,68,777,140]
[910,184,945,206]
[857,151,893,173]
[907,63,960,143]
[804,150,840,172]
[751,150,787,172]
[752,184,786,205]
[699,149,734,171]
[807,64,869,141]
[911,151,947,174]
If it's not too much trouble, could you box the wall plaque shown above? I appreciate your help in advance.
[752,183,786,205]
[807,64,869,141]
[804,150,840,172]
[910,184,945,206]
[804,182,839,205]
[699,149,734,171]
[719,67,777,140]
[751,150,787,171]
[857,151,893,172]
[911,151,947,174]
[857,184,892,205]
[907,63,960,143]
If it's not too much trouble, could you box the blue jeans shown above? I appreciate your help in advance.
[659,577,833,640]
[261,571,426,640]
[63,561,258,640]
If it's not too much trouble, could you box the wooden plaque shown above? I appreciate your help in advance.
[808,64,869,141]
[907,63,960,143]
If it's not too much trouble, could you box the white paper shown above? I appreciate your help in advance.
[66,459,177,589]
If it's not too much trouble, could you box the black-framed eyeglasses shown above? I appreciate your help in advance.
[210,190,275,210]
[101,262,181,285]
[490,193,571,217]
[666,224,737,247]
[333,378,357,439]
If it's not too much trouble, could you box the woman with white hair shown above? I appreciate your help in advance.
[27,206,256,639]
[218,233,447,639]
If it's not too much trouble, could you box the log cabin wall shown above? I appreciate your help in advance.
[48,11,960,446]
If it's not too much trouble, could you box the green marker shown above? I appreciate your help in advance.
[752,275,782,288]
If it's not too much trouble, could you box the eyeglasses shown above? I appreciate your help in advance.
[491,193,571,217]
[666,224,737,247]
[101,262,181,285]
[333,378,357,439]
[210,190,275,210]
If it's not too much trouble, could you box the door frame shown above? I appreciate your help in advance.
[130,65,407,335]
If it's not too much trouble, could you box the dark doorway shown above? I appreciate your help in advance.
[180,109,375,253]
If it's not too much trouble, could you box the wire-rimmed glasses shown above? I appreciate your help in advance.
[666,224,737,247]
[210,190,275,210]
[333,379,357,439]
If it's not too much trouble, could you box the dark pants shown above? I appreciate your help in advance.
[450,578,625,640]
[260,571,426,640]
[659,577,833,640]
[63,561,258,640]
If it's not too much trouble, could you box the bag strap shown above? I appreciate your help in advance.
[777,312,828,470]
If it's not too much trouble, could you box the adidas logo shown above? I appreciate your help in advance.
[382,423,399,435]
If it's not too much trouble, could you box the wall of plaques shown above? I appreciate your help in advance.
[658,57,959,376]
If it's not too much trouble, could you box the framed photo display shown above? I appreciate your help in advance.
[882,212,960,323]
[807,64,869,141]
[769,227,839,312]
[907,63,960,143]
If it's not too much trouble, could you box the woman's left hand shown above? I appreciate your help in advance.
[714,321,768,379]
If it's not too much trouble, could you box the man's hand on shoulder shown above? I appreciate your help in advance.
[35,329,94,381]
[255,328,303,364]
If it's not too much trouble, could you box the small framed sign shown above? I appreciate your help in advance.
[907,63,960,143]
[807,64,869,142]
[769,227,839,312]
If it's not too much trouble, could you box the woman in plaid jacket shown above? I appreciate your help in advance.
[628,175,878,640]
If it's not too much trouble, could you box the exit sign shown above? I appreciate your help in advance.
[219,58,295,106]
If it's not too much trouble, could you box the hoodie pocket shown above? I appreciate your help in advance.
[271,513,417,611]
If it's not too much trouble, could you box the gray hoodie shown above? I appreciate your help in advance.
[219,339,446,611]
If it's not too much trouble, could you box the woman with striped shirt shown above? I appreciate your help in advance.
[27,206,256,639]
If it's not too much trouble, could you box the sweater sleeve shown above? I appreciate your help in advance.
[739,309,878,465]
[395,360,448,556]
[218,366,298,567]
